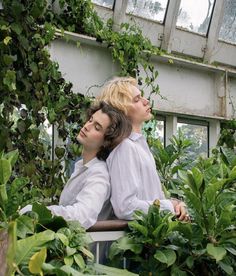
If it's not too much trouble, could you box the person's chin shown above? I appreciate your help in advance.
[145,113,153,121]
[77,134,83,143]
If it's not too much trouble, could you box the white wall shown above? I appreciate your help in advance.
[50,36,236,120]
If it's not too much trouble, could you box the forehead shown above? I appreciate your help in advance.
[131,86,141,98]
[93,109,111,129]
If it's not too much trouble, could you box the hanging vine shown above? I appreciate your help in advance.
[0,0,162,202]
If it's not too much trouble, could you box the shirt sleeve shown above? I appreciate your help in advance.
[107,140,174,220]
[47,167,110,229]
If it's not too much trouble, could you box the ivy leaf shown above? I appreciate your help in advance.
[3,70,16,90]
[11,23,22,35]
[206,243,226,262]
[3,36,12,45]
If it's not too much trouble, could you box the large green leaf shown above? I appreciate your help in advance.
[191,167,203,191]
[15,229,55,266]
[203,179,227,210]
[228,166,236,181]
[220,147,236,167]
[32,202,53,224]
[0,159,11,185]
[9,177,29,195]
[4,149,19,168]
[16,215,34,239]
[218,261,234,275]
[186,170,199,196]
[203,164,221,183]
[29,247,47,275]
[128,221,148,237]
[54,265,85,276]
[109,236,142,259]
[154,249,176,267]
[73,253,85,270]
[206,243,226,262]
[183,190,202,215]
[93,263,138,275]
[171,265,188,276]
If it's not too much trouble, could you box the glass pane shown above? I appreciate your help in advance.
[91,0,114,9]
[126,0,169,23]
[176,0,215,35]
[143,118,165,144]
[219,0,236,44]
[177,122,208,159]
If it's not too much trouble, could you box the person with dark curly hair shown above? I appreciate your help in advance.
[20,101,131,229]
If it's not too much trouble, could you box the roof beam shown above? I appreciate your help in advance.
[161,0,181,53]
[203,0,226,63]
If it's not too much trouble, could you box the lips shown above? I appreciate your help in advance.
[79,129,86,137]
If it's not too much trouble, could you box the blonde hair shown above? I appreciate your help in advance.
[97,77,138,115]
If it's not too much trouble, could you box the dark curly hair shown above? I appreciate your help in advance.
[87,101,132,161]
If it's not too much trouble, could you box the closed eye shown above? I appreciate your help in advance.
[133,95,141,102]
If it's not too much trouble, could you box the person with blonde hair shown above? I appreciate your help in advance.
[97,77,188,221]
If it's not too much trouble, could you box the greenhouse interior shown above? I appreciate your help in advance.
[0,0,236,275]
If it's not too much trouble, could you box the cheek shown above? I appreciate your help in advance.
[94,133,105,145]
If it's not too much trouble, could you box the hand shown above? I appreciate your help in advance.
[171,199,190,222]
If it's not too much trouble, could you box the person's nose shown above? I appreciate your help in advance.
[141,97,149,106]
[84,121,92,131]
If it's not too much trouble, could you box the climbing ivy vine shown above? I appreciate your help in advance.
[0,0,162,203]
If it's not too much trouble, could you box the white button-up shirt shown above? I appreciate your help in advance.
[48,157,112,229]
[106,132,174,220]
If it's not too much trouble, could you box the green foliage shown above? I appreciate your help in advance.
[47,0,162,100]
[218,120,236,149]
[6,203,136,275]
[0,150,30,222]
[1,0,163,205]
[1,0,91,203]
[148,130,193,197]
[109,206,189,275]
[109,147,236,275]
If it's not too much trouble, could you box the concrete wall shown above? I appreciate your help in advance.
[50,36,236,121]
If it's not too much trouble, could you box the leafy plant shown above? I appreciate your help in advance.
[109,147,236,275]
[6,203,138,275]
[0,150,30,223]
[148,130,193,197]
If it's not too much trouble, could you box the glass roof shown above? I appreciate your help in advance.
[92,0,114,9]
[219,0,236,44]
[176,0,215,35]
[126,0,169,23]
[91,0,236,67]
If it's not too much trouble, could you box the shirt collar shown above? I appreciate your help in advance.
[75,157,100,170]
[129,132,143,141]
[84,157,100,168]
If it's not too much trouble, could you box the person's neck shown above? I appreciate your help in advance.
[82,149,97,165]
[132,123,142,133]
